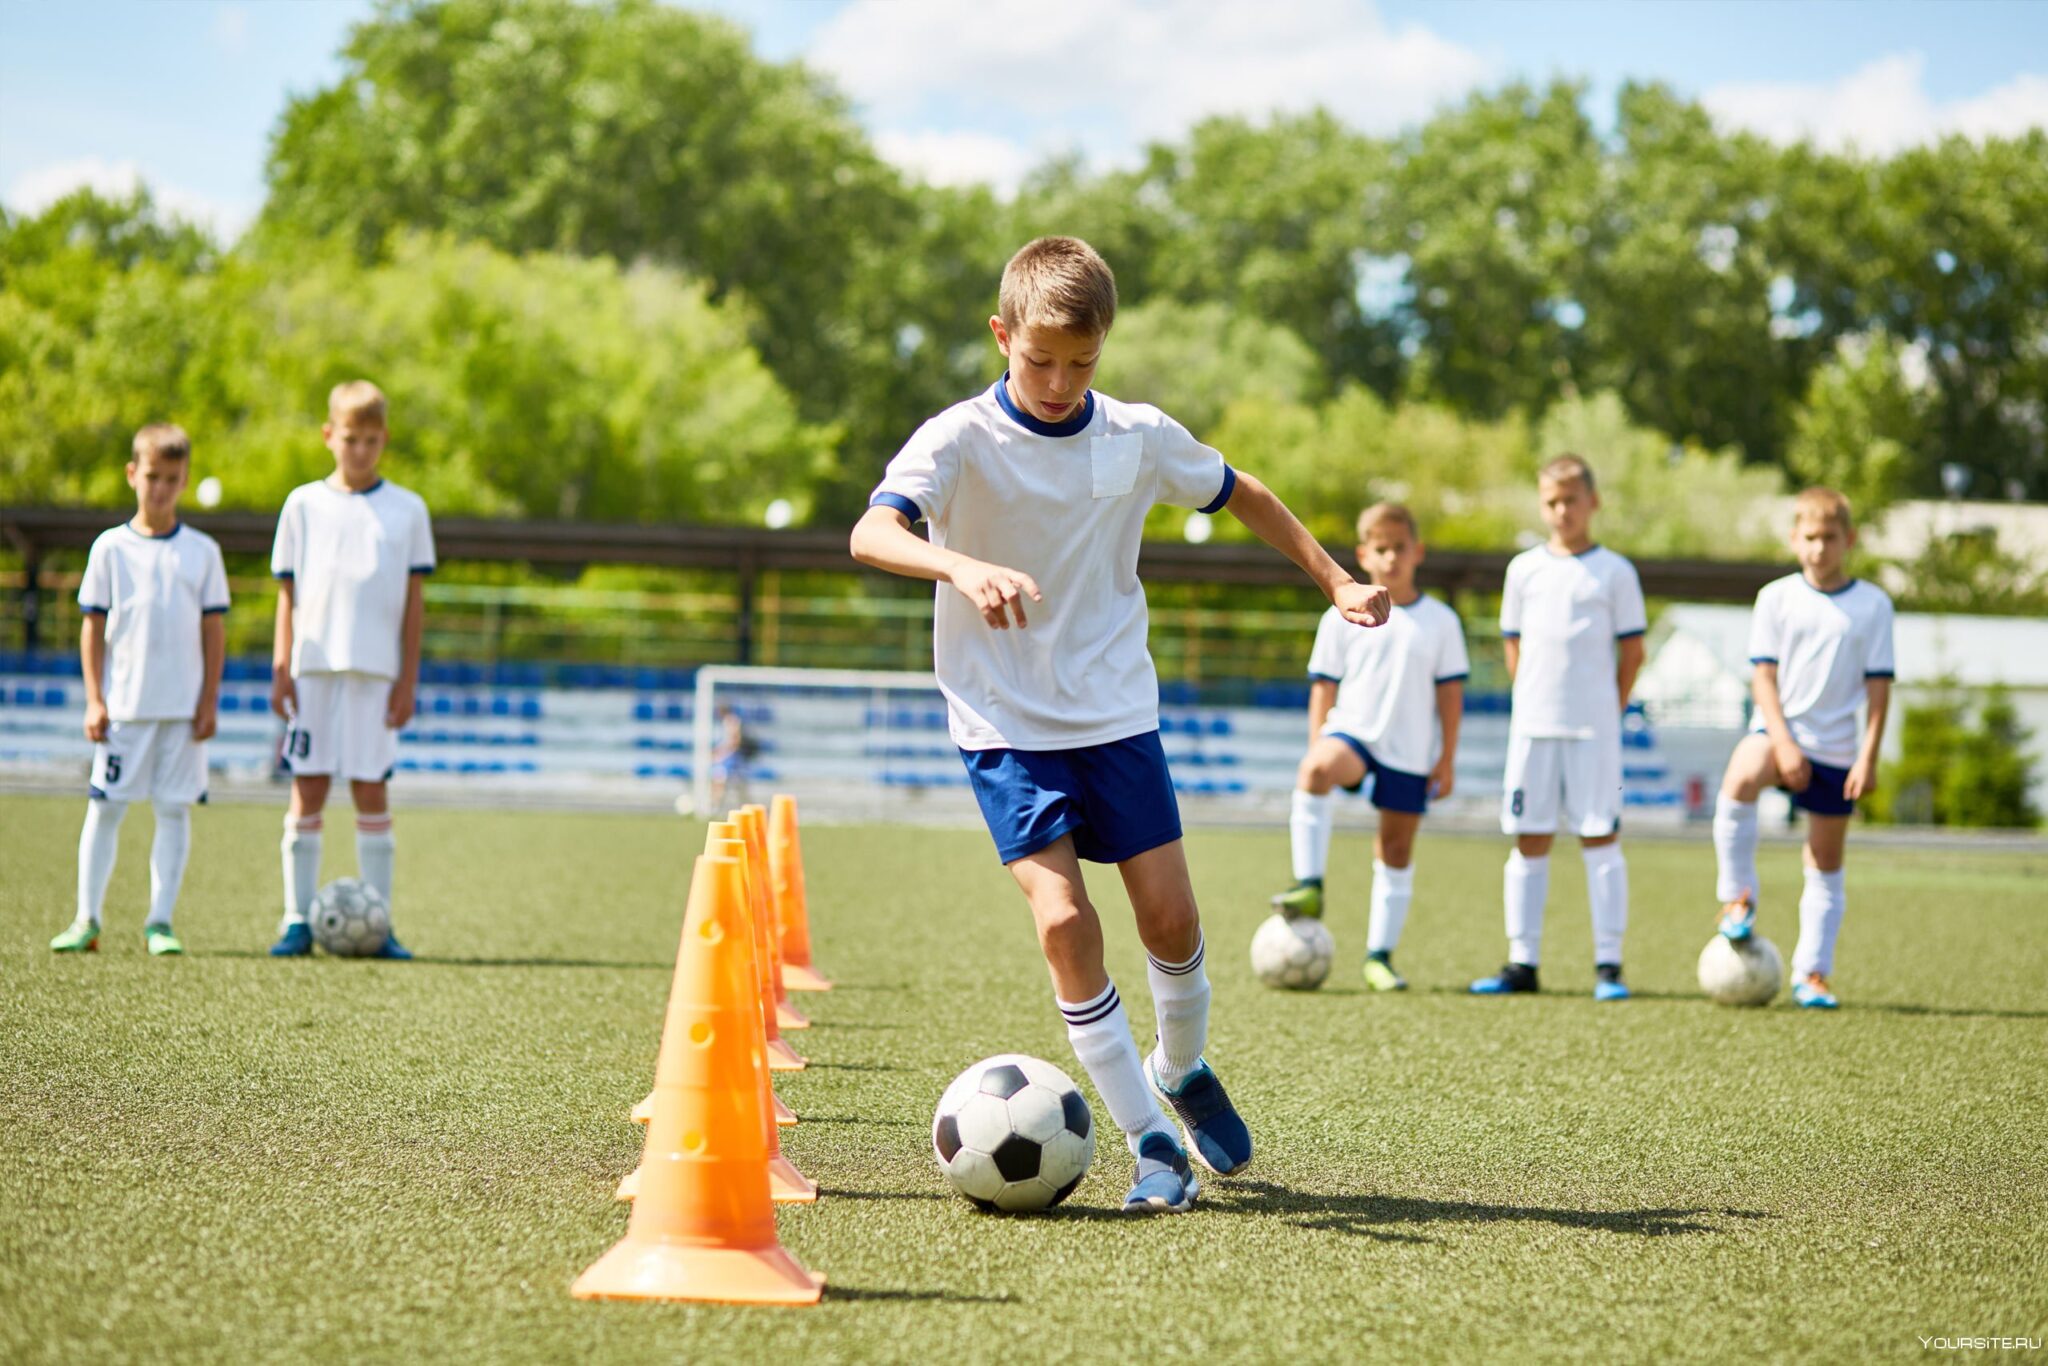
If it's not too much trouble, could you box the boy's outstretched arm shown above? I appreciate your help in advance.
[1846,677,1891,800]
[1222,471,1390,626]
[851,505,1042,630]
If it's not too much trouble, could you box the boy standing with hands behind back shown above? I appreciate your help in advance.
[268,381,435,958]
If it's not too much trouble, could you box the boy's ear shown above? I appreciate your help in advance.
[988,315,1011,356]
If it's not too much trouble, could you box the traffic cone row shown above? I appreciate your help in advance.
[574,796,833,1307]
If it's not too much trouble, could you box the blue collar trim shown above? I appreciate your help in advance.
[329,477,385,495]
[993,375,1093,438]
[125,520,182,540]
[1803,575,1858,596]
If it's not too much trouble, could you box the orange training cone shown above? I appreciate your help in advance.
[718,818,807,1071]
[742,805,810,1030]
[768,795,832,992]
[637,1086,795,1128]
[571,855,822,1305]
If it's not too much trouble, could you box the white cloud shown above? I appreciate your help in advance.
[874,130,1040,194]
[4,157,254,240]
[810,0,1492,186]
[1705,54,2048,155]
[212,3,250,55]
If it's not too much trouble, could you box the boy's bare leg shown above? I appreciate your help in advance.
[1714,735,1782,935]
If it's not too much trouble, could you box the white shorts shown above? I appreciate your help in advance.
[286,672,399,782]
[1501,732,1623,838]
[92,719,207,805]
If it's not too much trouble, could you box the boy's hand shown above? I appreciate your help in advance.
[270,672,297,721]
[948,559,1043,630]
[1845,756,1878,801]
[386,679,417,730]
[1773,739,1811,793]
[83,699,109,743]
[1429,755,1456,800]
[1333,580,1391,627]
[192,700,218,742]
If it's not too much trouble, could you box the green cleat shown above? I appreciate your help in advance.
[1271,879,1324,919]
[1362,954,1407,992]
[145,924,184,956]
[50,921,100,953]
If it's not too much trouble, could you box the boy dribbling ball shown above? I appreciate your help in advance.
[1711,488,1894,1009]
[267,380,435,958]
[51,424,229,956]
[1274,503,1468,991]
[1470,455,1646,1001]
[852,237,1390,1212]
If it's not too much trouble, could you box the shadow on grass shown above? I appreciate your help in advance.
[196,950,670,970]
[1197,1179,1770,1243]
[828,1286,1015,1305]
[1416,981,2048,1019]
[817,1188,947,1201]
[801,1116,924,1127]
[805,1021,910,1031]
[804,1061,911,1073]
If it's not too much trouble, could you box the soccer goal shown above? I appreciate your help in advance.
[689,664,971,819]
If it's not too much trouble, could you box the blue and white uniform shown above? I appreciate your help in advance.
[77,522,230,803]
[1747,574,1895,815]
[871,376,1233,863]
[1498,544,1646,837]
[271,478,435,782]
[1307,594,1468,813]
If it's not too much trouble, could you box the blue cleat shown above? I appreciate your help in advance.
[1594,963,1630,1001]
[1147,1054,1253,1176]
[1718,894,1756,943]
[1122,1130,1198,1214]
[1470,962,1539,995]
[373,933,413,961]
[269,922,313,957]
[1793,973,1838,1009]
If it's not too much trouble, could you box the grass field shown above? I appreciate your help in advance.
[3,793,2044,1363]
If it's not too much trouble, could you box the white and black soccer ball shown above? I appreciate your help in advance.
[932,1054,1095,1212]
[1250,912,1334,990]
[310,878,391,957]
[1698,933,1784,1006]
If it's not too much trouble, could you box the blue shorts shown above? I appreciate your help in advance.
[1331,732,1430,814]
[960,730,1183,865]
[1785,759,1854,816]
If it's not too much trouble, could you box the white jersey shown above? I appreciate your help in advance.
[1500,544,1647,739]
[1308,594,1469,776]
[271,478,436,679]
[1747,574,1895,768]
[76,522,229,722]
[871,378,1234,750]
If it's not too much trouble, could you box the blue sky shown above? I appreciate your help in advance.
[4,0,2044,234]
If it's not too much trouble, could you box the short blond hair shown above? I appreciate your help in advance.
[1357,502,1419,541]
[1792,486,1854,533]
[132,423,190,462]
[998,236,1117,337]
[328,379,388,426]
[1538,453,1596,492]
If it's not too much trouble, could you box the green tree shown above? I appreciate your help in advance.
[1784,332,1926,520]
[1869,685,2040,829]
[1097,300,1323,436]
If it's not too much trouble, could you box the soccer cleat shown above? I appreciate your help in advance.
[1122,1130,1199,1214]
[1593,963,1630,1002]
[144,924,184,956]
[1793,973,1839,1009]
[269,922,313,957]
[1270,879,1324,920]
[1147,1054,1253,1176]
[1362,954,1407,992]
[50,921,99,953]
[1469,962,1539,995]
[373,933,414,961]
[1718,894,1756,943]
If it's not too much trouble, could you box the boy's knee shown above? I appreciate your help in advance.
[1295,754,1336,794]
[1378,831,1415,867]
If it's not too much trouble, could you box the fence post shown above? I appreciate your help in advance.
[20,549,40,652]
[736,555,756,665]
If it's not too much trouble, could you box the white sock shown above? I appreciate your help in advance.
[146,801,191,929]
[280,814,322,928]
[1584,844,1628,966]
[1145,933,1210,1090]
[1504,851,1548,966]
[1714,795,1760,906]
[1057,982,1173,1154]
[1793,867,1846,979]
[1290,788,1333,883]
[77,799,129,926]
[356,814,395,913]
[1367,860,1414,954]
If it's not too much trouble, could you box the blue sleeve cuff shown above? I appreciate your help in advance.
[202,605,228,616]
[1750,656,1778,665]
[78,604,108,615]
[273,570,294,580]
[1616,629,1646,640]
[1500,630,1520,640]
[1197,464,1238,516]
[1307,671,1341,684]
[1435,672,1469,684]
[869,492,923,523]
[1865,670,1895,679]
[410,565,435,575]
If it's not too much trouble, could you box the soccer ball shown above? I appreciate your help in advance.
[932,1054,1095,1212]
[310,878,391,957]
[1697,933,1784,1006]
[1250,912,1334,990]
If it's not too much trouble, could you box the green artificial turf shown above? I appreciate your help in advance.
[2,794,2043,1362]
